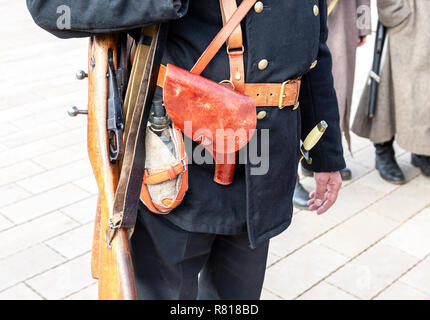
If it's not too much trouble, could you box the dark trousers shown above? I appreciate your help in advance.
[130,210,269,300]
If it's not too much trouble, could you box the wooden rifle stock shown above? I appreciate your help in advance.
[87,35,137,300]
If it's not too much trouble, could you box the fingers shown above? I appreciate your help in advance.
[308,190,328,211]
[306,172,342,215]
[313,174,329,208]
[316,188,339,215]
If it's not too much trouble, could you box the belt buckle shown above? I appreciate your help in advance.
[278,80,290,109]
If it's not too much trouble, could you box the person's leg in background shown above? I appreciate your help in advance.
[374,137,405,184]
[411,153,430,177]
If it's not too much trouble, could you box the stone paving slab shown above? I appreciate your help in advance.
[26,253,96,300]
[0,184,90,224]
[375,281,429,300]
[0,244,65,292]
[0,283,43,300]
[297,281,358,300]
[45,223,94,259]
[317,209,398,258]
[0,212,78,260]
[381,208,430,259]
[264,242,349,300]
[1,0,430,300]
[326,243,419,300]
[398,256,430,296]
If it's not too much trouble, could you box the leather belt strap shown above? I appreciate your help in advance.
[191,0,257,75]
[157,64,301,108]
[245,81,301,108]
[220,0,246,94]
[143,159,187,185]
[220,0,243,49]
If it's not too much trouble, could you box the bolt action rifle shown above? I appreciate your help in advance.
[85,34,136,300]
[71,25,167,299]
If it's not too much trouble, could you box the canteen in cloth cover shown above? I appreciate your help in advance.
[139,125,188,214]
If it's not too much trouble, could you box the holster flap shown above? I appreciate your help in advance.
[162,64,256,156]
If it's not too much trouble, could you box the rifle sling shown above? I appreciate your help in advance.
[112,24,169,230]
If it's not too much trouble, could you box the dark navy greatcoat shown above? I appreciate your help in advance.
[142,0,346,249]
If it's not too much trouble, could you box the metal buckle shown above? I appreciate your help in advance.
[226,45,245,55]
[108,218,121,230]
[181,157,188,173]
[278,80,290,109]
[219,79,235,91]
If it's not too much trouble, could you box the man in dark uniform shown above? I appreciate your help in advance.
[130,0,345,300]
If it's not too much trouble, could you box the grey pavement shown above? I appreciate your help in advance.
[0,1,429,300]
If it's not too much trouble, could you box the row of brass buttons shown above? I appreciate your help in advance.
[255,3,319,72]
[255,2,319,15]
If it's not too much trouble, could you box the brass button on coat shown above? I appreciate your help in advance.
[313,5,319,16]
[254,1,264,13]
[257,111,267,120]
[310,60,318,69]
[258,59,269,70]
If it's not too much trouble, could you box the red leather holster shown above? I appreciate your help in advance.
[161,64,256,185]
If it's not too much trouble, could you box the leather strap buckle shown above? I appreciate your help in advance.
[181,157,188,172]
[278,80,291,109]
[226,45,245,55]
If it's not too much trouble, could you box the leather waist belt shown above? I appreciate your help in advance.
[244,81,301,109]
[157,64,301,109]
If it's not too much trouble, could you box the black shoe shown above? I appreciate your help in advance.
[411,154,430,177]
[375,139,405,185]
[293,180,310,210]
[340,167,352,181]
[301,166,352,181]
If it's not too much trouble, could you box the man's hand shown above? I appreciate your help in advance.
[307,171,342,215]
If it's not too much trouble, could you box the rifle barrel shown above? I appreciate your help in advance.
[368,22,387,118]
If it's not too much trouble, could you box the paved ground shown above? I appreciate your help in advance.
[1,1,429,300]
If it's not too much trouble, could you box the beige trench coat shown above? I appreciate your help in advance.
[327,0,371,150]
[352,0,430,156]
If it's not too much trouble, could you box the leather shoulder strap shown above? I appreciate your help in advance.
[220,0,246,93]
[219,0,243,50]
[190,0,256,75]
